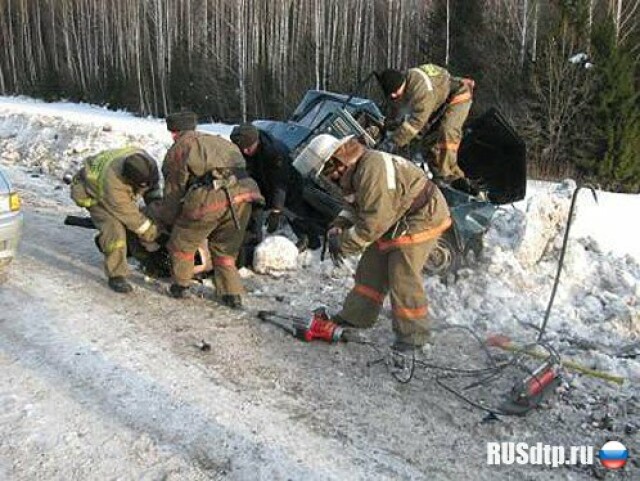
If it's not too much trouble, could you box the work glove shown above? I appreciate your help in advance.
[378,137,398,154]
[384,117,403,131]
[140,240,160,253]
[247,207,265,244]
[138,221,159,243]
[329,215,353,230]
[326,227,345,267]
[143,187,163,205]
[266,209,283,233]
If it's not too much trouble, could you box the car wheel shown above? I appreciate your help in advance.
[424,231,460,277]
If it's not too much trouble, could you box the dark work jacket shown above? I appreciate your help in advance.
[244,130,293,210]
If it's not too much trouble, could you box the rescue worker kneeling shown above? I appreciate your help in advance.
[293,135,451,351]
[155,112,264,309]
[70,148,162,293]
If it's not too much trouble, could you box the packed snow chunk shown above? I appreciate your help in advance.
[253,235,299,274]
[515,179,574,267]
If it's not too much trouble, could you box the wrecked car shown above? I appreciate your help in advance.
[255,89,527,275]
[64,90,526,278]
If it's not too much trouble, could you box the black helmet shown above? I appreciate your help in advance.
[122,153,159,188]
[378,69,406,97]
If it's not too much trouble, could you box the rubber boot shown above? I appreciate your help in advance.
[295,235,309,253]
[108,276,133,294]
[221,294,243,310]
[392,331,432,353]
[169,283,190,299]
[332,314,361,328]
[391,340,419,353]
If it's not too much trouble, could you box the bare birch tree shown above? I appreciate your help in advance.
[445,0,450,65]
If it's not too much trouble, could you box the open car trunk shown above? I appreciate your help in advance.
[458,108,527,205]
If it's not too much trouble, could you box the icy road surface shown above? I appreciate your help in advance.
[4,204,637,481]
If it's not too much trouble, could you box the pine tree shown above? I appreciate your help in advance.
[522,0,596,179]
[587,19,640,192]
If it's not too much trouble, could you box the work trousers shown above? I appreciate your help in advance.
[168,202,252,296]
[336,239,437,347]
[426,85,472,180]
[89,205,129,279]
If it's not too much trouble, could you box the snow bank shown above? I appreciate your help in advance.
[514,180,573,267]
[0,112,169,179]
[428,182,640,381]
[0,96,232,180]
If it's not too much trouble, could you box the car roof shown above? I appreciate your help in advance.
[0,167,12,194]
[290,90,383,121]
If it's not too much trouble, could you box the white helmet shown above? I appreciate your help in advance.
[292,134,354,178]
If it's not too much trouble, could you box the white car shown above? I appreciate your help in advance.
[0,167,22,283]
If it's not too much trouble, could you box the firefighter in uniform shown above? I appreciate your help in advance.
[70,147,162,293]
[378,64,474,189]
[293,134,451,350]
[155,112,263,308]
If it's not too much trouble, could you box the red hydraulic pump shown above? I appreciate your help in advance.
[500,359,561,415]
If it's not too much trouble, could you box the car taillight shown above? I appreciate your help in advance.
[9,192,21,211]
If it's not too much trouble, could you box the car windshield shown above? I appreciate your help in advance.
[296,99,347,130]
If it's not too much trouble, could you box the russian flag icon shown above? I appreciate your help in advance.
[598,441,628,470]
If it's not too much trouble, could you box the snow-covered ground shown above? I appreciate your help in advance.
[1,96,638,480]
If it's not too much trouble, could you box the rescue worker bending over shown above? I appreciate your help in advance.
[230,123,323,252]
[378,64,474,191]
[155,112,264,309]
[230,124,291,233]
[293,134,451,351]
[70,148,162,293]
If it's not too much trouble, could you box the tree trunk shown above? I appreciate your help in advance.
[445,0,450,66]
[520,0,529,69]
[237,0,247,122]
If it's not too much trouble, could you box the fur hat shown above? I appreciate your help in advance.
[166,111,197,132]
[230,123,260,150]
[378,69,406,97]
[122,153,159,187]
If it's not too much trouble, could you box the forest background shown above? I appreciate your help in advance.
[0,0,638,191]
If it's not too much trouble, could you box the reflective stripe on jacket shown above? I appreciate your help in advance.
[71,146,142,207]
[338,150,451,255]
[159,132,262,225]
[71,147,157,235]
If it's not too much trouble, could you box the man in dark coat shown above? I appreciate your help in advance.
[231,124,324,252]
[230,124,291,233]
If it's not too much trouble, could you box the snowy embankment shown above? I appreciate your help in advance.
[1,95,638,386]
